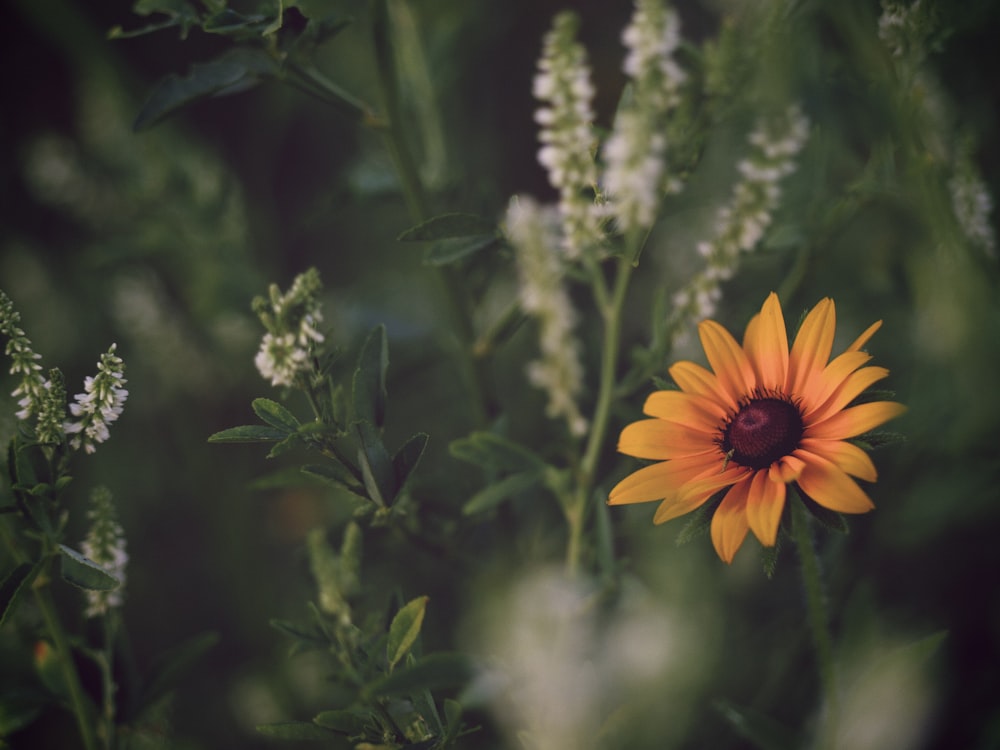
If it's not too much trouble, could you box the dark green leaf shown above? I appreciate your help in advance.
[207,424,287,443]
[58,546,119,592]
[269,618,330,648]
[398,213,497,241]
[202,8,274,38]
[449,432,546,474]
[138,632,220,713]
[267,433,304,459]
[442,699,463,746]
[852,431,906,450]
[352,325,388,428]
[356,421,395,506]
[387,596,428,671]
[715,699,799,750]
[760,536,782,579]
[424,236,499,266]
[312,709,368,734]
[675,495,720,546]
[363,652,473,699]
[800,497,849,534]
[300,463,365,495]
[134,48,278,131]
[256,721,340,741]
[252,398,301,432]
[1,562,42,629]
[393,433,428,495]
[462,470,542,516]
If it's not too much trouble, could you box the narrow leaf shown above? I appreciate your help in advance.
[256,721,340,741]
[1,562,42,629]
[207,424,287,443]
[352,325,388,427]
[462,471,542,516]
[393,433,428,495]
[134,48,278,130]
[312,709,368,734]
[58,545,119,592]
[363,652,472,699]
[387,596,428,671]
[397,213,497,241]
[449,432,546,474]
[442,699,463,746]
[356,421,395,506]
[252,398,301,432]
[424,236,498,266]
[301,463,365,495]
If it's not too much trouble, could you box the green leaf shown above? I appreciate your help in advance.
[134,48,278,131]
[312,709,368,734]
[760,536,782,579]
[852,431,907,450]
[356,421,395,506]
[449,432,546,474]
[387,596,428,671]
[424,236,499,267]
[252,398,301,432]
[1,562,42,629]
[137,632,220,714]
[300,463,365,495]
[800,497,849,534]
[256,721,340,741]
[363,652,472,699]
[202,8,274,39]
[462,470,542,516]
[393,433,428,495]
[675,494,720,546]
[352,325,389,428]
[269,618,330,649]
[207,424,288,443]
[715,699,799,750]
[398,213,497,241]
[58,546,120,592]
[0,691,45,736]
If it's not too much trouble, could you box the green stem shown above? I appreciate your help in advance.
[34,559,99,750]
[791,495,839,748]
[565,257,634,576]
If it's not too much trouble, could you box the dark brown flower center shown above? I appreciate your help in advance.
[722,397,803,470]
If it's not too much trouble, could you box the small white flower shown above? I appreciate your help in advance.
[64,344,128,454]
[81,487,127,618]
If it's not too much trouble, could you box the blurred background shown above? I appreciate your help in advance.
[2,0,999,747]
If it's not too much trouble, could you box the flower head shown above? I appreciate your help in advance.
[610,293,905,563]
[64,344,129,454]
[80,486,127,618]
[253,268,326,388]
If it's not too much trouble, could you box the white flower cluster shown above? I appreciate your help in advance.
[603,0,686,234]
[81,486,128,618]
[507,197,588,437]
[253,269,325,388]
[949,167,996,258]
[670,105,810,340]
[64,344,129,454]
[1,291,47,423]
[533,12,604,260]
[878,0,926,62]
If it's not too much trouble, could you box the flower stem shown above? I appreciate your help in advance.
[790,494,839,747]
[566,256,633,576]
[34,559,99,750]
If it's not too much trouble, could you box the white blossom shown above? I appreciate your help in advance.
[507,196,588,437]
[534,12,604,259]
[253,269,325,388]
[949,168,996,258]
[64,344,128,454]
[668,105,809,339]
[603,0,687,234]
[81,487,127,618]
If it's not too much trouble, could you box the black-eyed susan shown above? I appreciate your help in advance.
[609,292,905,563]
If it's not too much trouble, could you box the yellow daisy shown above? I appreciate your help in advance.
[609,292,905,563]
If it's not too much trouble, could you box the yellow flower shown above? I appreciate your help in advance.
[609,292,905,563]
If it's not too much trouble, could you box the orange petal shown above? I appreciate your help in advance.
[618,419,717,460]
[808,366,889,424]
[653,491,717,525]
[609,453,720,506]
[746,471,786,546]
[800,350,871,415]
[796,452,875,513]
[743,292,789,392]
[847,320,882,352]
[698,319,756,405]
[806,401,906,440]
[678,463,753,505]
[711,478,752,563]
[669,361,737,411]
[787,298,836,397]
[797,439,877,481]
[770,453,806,483]
[643,389,728,430]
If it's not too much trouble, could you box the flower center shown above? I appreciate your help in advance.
[722,397,803,470]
